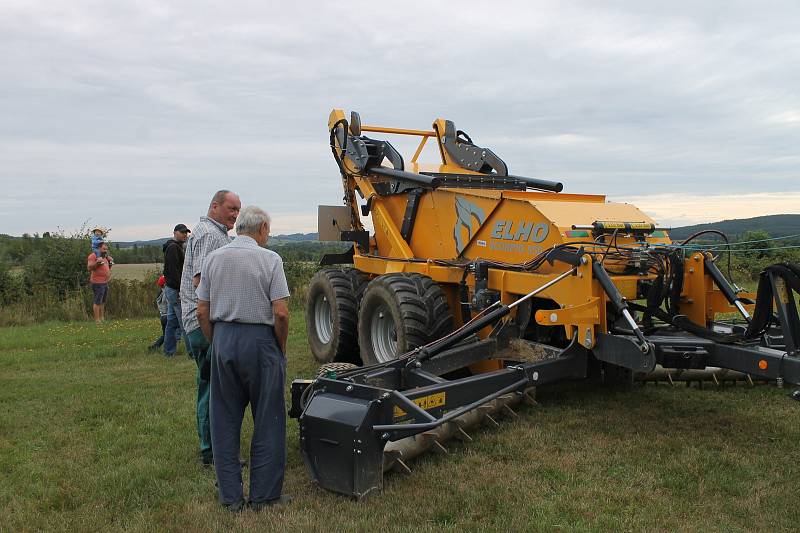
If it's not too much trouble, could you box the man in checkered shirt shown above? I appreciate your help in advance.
[180,189,241,466]
[196,205,290,511]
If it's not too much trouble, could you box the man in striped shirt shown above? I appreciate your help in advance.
[180,189,241,465]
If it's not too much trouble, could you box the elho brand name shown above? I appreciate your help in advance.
[491,220,550,243]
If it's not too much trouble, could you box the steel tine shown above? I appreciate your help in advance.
[394,458,412,475]
[456,427,473,442]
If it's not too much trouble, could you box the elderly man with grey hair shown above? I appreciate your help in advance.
[196,205,291,511]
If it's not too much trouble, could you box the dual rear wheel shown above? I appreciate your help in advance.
[305,268,369,364]
[306,270,453,365]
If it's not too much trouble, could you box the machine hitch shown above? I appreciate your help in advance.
[295,337,587,498]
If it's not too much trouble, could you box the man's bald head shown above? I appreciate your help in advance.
[208,190,241,231]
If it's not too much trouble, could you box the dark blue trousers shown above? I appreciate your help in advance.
[210,322,286,505]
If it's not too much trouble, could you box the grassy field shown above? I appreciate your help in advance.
[1,316,799,532]
[111,263,162,281]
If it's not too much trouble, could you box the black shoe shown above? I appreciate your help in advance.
[249,495,292,511]
[147,342,160,352]
[223,500,245,513]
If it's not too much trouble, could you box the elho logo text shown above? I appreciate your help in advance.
[490,220,550,243]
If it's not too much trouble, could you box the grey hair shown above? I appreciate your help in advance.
[235,206,271,235]
[208,189,231,210]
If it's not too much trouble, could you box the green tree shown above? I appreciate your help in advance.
[739,230,775,260]
[22,229,91,295]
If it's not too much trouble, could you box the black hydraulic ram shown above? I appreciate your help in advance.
[703,253,752,323]
[592,262,651,353]
[416,265,579,362]
[369,166,441,188]
[572,221,662,233]
[506,175,563,193]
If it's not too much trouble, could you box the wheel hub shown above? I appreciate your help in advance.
[314,295,333,344]
[370,304,397,362]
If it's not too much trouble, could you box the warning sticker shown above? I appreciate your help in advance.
[393,392,446,418]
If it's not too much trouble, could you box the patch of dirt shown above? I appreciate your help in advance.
[496,339,552,362]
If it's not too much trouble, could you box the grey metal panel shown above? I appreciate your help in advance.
[318,205,353,241]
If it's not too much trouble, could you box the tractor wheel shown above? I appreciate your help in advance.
[358,273,453,365]
[306,268,370,364]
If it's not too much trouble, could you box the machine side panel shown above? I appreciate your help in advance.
[462,197,563,266]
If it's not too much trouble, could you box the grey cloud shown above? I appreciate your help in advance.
[1,0,798,239]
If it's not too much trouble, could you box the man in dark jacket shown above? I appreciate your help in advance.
[162,223,190,357]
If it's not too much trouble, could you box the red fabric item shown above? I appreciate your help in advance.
[157,275,166,288]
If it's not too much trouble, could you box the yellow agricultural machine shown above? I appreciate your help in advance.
[289,109,800,498]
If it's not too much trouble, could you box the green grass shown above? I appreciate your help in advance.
[2,316,799,531]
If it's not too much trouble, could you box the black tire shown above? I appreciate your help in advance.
[358,273,453,365]
[306,268,370,364]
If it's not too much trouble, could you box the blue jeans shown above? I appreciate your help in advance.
[164,286,184,356]
[210,322,286,505]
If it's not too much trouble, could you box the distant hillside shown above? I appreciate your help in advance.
[669,214,800,241]
[114,238,169,249]
[271,233,318,242]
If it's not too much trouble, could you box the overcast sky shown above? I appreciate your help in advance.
[2,0,798,240]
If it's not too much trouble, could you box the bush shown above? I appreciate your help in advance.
[22,229,91,296]
[103,278,160,319]
[0,259,23,305]
[283,261,318,310]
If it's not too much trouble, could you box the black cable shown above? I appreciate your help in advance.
[680,229,734,287]
[599,229,619,266]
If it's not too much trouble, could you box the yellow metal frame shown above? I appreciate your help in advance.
[329,108,747,348]
[680,252,756,324]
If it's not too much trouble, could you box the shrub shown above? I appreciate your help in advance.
[0,259,22,304]
[22,229,91,296]
[284,261,318,309]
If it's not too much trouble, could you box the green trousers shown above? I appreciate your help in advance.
[186,328,212,459]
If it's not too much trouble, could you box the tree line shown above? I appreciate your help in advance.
[0,228,795,325]
[0,230,348,325]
